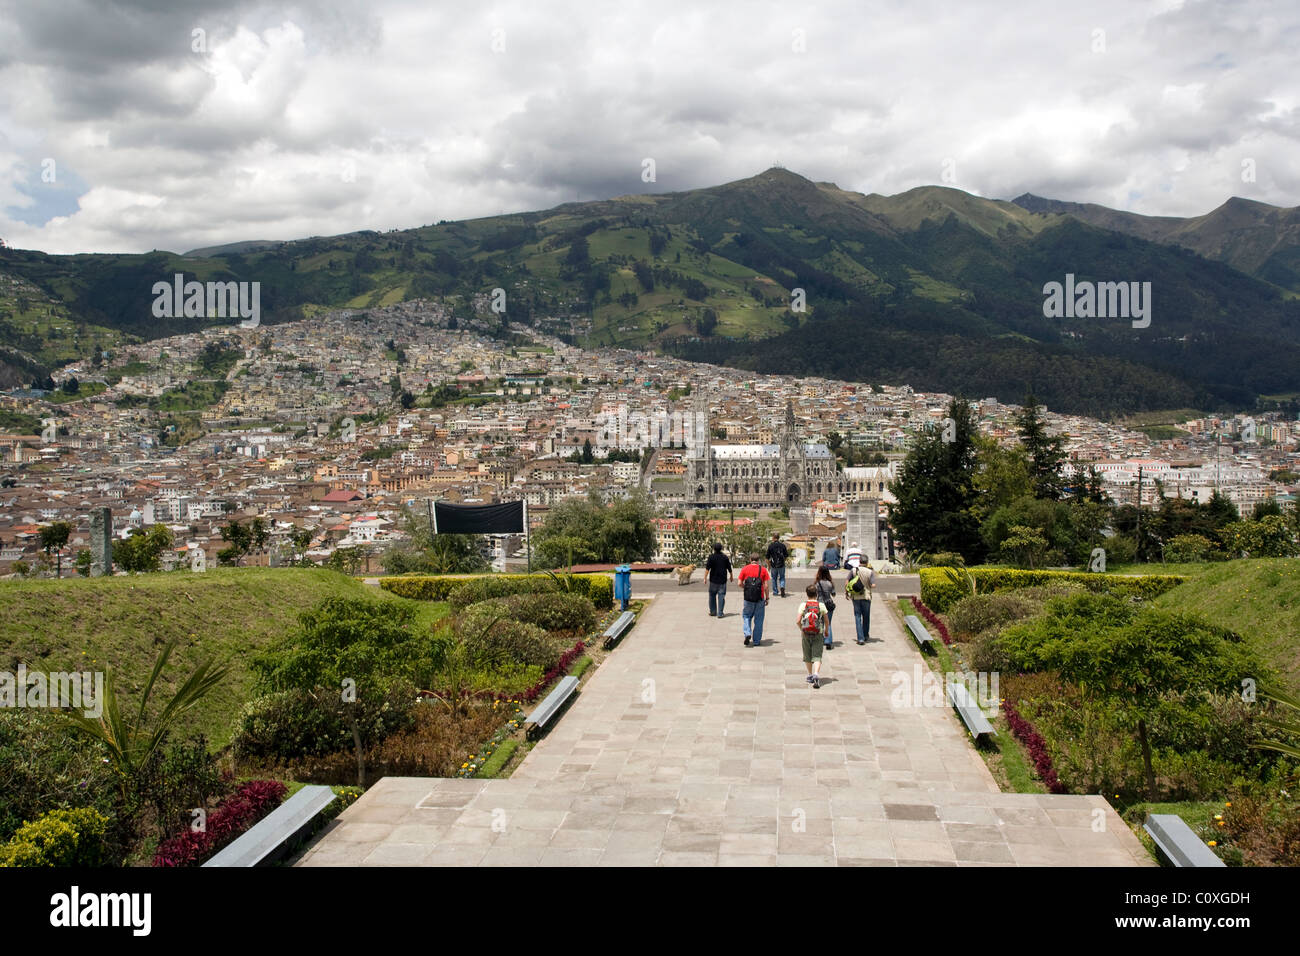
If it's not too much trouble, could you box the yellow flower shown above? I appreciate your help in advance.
[1225,801,1232,807]
[1214,814,1222,820]
[1207,840,1217,847]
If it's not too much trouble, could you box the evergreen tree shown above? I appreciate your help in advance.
[1015,392,1067,499]
[888,397,984,562]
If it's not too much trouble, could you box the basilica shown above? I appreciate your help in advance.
[685,397,840,508]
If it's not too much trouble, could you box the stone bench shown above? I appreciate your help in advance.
[1143,813,1225,867]
[946,680,997,742]
[602,610,636,649]
[903,614,936,652]
[202,785,337,867]
[525,675,580,739]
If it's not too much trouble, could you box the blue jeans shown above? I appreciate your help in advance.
[824,605,835,646]
[852,599,871,643]
[742,599,766,644]
[708,580,727,616]
[770,566,786,593]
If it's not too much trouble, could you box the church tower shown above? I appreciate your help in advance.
[691,392,711,503]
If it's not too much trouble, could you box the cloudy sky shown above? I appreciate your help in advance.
[1,0,1297,255]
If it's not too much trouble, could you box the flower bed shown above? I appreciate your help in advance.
[1001,699,1066,794]
[918,567,1185,613]
[152,779,288,867]
[909,596,953,646]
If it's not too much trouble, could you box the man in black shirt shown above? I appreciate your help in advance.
[704,541,733,617]
[766,533,789,597]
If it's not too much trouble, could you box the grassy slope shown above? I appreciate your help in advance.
[0,568,447,748]
[1152,557,1300,691]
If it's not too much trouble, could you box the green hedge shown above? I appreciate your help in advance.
[0,807,109,867]
[919,567,1186,613]
[380,573,613,610]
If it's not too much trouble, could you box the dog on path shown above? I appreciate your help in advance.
[674,564,695,585]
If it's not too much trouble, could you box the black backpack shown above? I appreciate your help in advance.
[742,566,765,602]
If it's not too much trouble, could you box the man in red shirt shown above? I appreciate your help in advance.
[737,552,770,647]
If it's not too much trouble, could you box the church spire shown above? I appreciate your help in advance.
[784,400,796,436]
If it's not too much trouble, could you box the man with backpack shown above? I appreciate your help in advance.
[737,552,770,647]
[765,533,789,597]
[798,584,829,688]
[704,541,733,617]
[844,560,876,644]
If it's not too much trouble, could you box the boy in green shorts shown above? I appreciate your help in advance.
[797,584,829,689]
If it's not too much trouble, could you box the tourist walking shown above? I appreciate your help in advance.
[766,533,789,597]
[845,560,876,644]
[704,541,733,617]
[737,552,770,646]
[798,584,829,689]
[822,538,841,569]
[844,540,863,569]
[813,564,836,649]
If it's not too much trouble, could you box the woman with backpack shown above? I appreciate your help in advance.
[813,564,836,650]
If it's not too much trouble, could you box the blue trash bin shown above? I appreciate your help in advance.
[614,565,632,611]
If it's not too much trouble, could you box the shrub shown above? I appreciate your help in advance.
[918,567,1184,613]
[459,608,562,671]
[232,686,416,762]
[285,701,510,782]
[152,779,287,867]
[0,807,109,867]
[0,710,117,843]
[1164,533,1219,563]
[968,626,1014,673]
[472,592,597,634]
[946,592,1042,641]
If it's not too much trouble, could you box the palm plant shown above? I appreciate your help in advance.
[1256,685,1300,760]
[64,640,230,800]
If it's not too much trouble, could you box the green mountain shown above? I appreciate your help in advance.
[3,167,1299,418]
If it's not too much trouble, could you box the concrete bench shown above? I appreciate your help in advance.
[1143,813,1225,868]
[202,785,336,867]
[602,610,636,649]
[946,680,997,741]
[903,614,936,651]
[525,675,580,739]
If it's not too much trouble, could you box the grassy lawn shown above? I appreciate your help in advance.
[1150,557,1300,690]
[0,567,446,747]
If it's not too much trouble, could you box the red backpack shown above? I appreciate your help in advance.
[798,600,823,635]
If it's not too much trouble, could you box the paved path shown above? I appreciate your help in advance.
[298,584,1153,867]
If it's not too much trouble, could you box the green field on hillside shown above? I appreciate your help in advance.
[1150,558,1300,691]
[0,568,446,747]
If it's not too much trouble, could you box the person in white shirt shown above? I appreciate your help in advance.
[844,541,863,568]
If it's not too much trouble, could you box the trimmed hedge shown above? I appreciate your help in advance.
[0,807,109,867]
[919,567,1185,613]
[381,573,613,610]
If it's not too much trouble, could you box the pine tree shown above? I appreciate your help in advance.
[1016,392,1067,500]
[888,397,984,562]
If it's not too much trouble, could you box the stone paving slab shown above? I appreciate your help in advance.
[298,585,1154,867]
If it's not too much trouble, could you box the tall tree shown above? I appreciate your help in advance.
[38,521,71,578]
[1016,392,1067,500]
[888,397,984,562]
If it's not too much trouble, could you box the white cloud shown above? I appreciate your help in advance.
[1,0,1297,254]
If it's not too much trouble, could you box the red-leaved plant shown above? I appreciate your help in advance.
[1001,699,1066,794]
[152,779,288,867]
[909,596,953,646]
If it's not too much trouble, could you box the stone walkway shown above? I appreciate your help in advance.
[298,575,1153,866]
